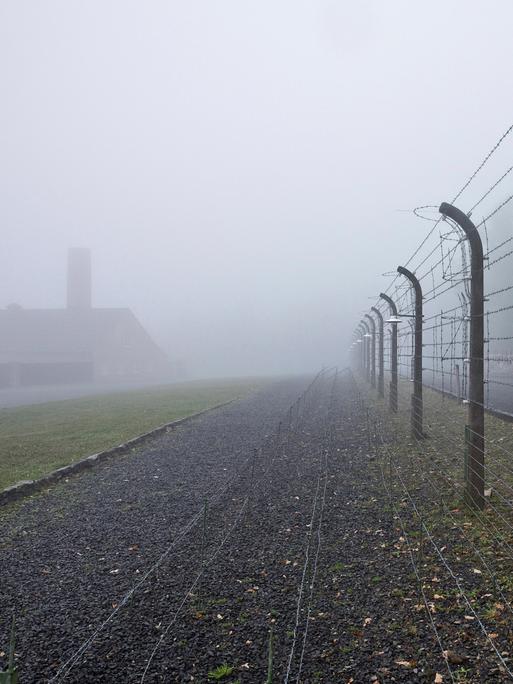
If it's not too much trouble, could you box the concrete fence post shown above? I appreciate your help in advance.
[371,306,384,397]
[397,266,424,439]
[364,313,376,388]
[361,319,371,384]
[440,202,485,510]
[380,293,399,412]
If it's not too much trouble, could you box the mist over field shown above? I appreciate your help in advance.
[1,1,513,379]
[4,6,513,682]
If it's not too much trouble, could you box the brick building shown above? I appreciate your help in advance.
[0,249,169,387]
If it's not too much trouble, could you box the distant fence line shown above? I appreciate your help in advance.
[350,123,513,511]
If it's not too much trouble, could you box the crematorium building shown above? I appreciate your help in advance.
[0,249,170,387]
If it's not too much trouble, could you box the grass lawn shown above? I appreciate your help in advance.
[0,378,266,491]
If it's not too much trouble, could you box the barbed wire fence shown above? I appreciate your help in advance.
[351,123,513,679]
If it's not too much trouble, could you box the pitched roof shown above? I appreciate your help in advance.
[0,307,167,365]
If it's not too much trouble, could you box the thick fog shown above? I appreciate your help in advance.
[1,1,512,379]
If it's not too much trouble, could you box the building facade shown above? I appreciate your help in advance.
[0,249,169,387]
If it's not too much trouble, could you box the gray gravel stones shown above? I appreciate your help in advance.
[0,372,475,682]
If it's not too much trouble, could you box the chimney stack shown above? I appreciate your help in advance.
[67,248,91,309]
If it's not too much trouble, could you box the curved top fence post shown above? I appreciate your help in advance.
[361,319,371,383]
[356,324,366,372]
[379,292,398,411]
[379,293,397,316]
[371,306,384,397]
[364,313,376,388]
[397,266,423,439]
[439,202,485,510]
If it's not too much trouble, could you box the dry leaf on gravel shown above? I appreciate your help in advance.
[443,650,468,665]
[395,659,416,668]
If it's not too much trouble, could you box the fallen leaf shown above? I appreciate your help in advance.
[435,674,443,683]
[395,659,416,668]
[443,650,468,665]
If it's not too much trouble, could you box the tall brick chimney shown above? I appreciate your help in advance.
[67,248,91,309]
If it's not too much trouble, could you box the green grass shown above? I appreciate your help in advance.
[0,378,266,491]
[207,663,235,680]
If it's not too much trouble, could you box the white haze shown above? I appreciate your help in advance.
[1,1,512,378]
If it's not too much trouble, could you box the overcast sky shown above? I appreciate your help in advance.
[1,1,512,378]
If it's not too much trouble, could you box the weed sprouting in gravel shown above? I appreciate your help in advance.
[207,662,235,680]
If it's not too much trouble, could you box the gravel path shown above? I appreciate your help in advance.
[0,371,492,682]
[0,377,307,682]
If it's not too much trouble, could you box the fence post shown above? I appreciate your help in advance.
[361,319,371,383]
[350,333,359,372]
[380,293,398,412]
[365,313,376,388]
[371,306,385,397]
[439,202,485,510]
[357,324,365,373]
[397,266,424,439]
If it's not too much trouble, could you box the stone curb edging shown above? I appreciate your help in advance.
[0,398,236,507]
